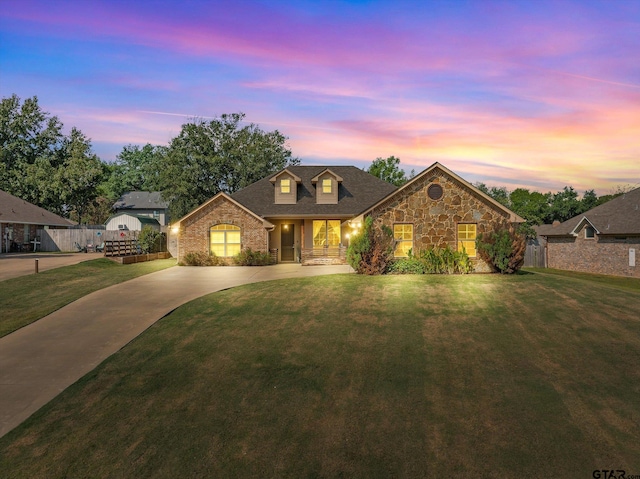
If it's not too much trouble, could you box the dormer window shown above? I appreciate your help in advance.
[270,169,301,205]
[311,169,343,205]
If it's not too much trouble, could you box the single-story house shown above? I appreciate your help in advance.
[113,191,169,226]
[536,187,640,277]
[0,189,74,253]
[172,162,524,271]
[105,213,161,232]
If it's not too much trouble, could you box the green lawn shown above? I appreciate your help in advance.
[0,258,175,337]
[1,272,639,478]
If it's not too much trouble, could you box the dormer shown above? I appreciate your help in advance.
[311,169,343,205]
[270,169,301,204]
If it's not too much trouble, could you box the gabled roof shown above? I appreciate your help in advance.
[359,162,525,222]
[175,192,275,228]
[0,189,74,227]
[269,169,302,183]
[113,191,168,210]
[311,168,343,183]
[537,187,640,236]
[231,166,397,217]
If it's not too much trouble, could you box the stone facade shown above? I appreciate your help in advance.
[176,195,268,263]
[547,225,639,278]
[369,169,511,272]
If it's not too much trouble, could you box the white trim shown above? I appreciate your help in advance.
[358,162,525,223]
[173,192,275,229]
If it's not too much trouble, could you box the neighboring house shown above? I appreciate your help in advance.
[113,191,169,226]
[105,213,161,232]
[172,162,524,270]
[0,189,73,253]
[536,187,640,278]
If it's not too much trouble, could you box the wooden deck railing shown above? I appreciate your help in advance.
[104,240,139,257]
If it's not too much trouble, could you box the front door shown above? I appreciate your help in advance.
[281,224,295,261]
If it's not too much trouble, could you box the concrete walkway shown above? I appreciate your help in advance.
[0,263,352,438]
[0,252,105,281]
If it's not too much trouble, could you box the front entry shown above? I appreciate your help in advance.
[281,224,295,262]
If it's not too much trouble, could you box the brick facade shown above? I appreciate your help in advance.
[547,226,639,278]
[1,222,40,252]
[176,195,268,263]
[369,169,511,272]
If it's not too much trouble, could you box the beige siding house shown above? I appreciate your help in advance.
[172,162,524,268]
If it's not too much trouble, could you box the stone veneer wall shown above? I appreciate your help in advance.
[547,228,639,278]
[177,196,268,263]
[369,169,511,272]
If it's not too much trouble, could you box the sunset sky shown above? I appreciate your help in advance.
[1,0,638,195]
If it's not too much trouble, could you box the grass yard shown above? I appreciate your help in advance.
[0,258,175,337]
[1,272,639,478]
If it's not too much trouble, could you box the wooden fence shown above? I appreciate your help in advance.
[36,228,138,252]
[524,243,546,268]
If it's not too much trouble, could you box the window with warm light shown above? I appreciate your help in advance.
[394,224,413,257]
[457,224,477,257]
[313,220,341,247]
[210,224,241,257]
[280,178,291,194]
[322,178,332,194]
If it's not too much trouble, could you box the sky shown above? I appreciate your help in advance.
[1,0,638,195]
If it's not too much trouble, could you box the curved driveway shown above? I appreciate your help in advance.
[0,263,352,437]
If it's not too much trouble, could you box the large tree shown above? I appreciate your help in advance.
[54,128,105,223]
[156,113,298,219]
[0,94,65,205]
[103,143,167,200]
[366,156,411,187]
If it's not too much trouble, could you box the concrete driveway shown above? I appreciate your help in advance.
[0,252,105,281]
[0,263,352,437]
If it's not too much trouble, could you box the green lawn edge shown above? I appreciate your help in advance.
[0,258,175,338]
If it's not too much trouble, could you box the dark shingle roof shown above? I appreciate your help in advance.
[231,166,397,217]
[537,187,640,236]
[114,191,168,210]
[0,189,74,226]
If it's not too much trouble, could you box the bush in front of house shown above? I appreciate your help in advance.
[346,216,395,275]
[232,248,273,266]
[388,245,473,275]
[476,223,525,274]
[138,226,165,254]
[180,251,224,266]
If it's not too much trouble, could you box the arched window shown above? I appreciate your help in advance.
[210,224,241,257]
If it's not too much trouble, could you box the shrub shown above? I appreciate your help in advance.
[181,251,223,266]
[388,245,473,275]
[233,248,273,266]
[346,216,395,275]
[138,226,165,254]
[476,223,525,274]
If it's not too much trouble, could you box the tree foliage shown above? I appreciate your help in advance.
[103,144,166,200]
[1,94,105,222]
[155,113,298,219]
[366,156,411,187]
